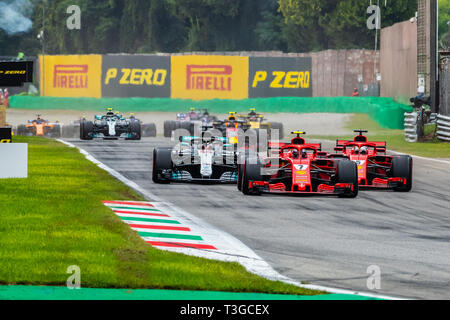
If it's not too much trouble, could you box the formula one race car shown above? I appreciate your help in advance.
[331,130,412,192]
[63,113,156,139]
[80,108,142,140]
[211,112,251,145]
[152,133,238,184]
[163,108,218,137]
[237,108,284,139]
[239,131,358,197]
[16,115,61,138]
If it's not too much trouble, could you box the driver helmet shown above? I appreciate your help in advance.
[301,149,307,158]
[353,146,360,154]
[360,146,368,155]
[292,149,299,159]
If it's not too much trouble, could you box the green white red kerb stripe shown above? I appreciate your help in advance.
[103,201,218,250]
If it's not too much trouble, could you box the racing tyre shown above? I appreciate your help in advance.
[129,120,141,140]
[237,164,244,191]
[80,120,94,140]
[180,121,192,133]
[237,150,250,191]
[241,158,263,196]
[152,148,173,184]
[391,155,412,192]
[142,123,157,137]
[164,121,175,138]
[336,160,358,198]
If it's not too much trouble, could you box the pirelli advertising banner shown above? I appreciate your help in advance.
[249,57,312,98]
[39,54,312,100]
[0,61,33,87]
[102,55,171,98]
[40,55,102,98]
[171,55,249,100]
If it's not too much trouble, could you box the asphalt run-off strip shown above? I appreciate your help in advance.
[103,201,219,250]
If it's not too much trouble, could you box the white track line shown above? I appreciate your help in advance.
[388,150,450,165]
[57,139,405,300]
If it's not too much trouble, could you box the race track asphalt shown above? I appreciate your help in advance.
[66,137,450,300]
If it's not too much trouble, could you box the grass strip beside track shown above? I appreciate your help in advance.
[0,136,324,296]
[311,114,450,159]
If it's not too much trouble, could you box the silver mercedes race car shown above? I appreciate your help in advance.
[152,135,238,184]
[79,108,142,140]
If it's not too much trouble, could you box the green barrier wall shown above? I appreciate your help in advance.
[10,96,411,129]
[0,285,378,300]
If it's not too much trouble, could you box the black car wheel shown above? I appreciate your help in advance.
[391,155,413,192]
[241,158,264,195]
[152,148,173,184]
[129,120,141,140]
[80,120,94,140]
[336,160,358,198]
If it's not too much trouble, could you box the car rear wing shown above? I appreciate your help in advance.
[373,141,387,153]
[336,140,351,147]
[335,140,387,153]
[268,142,322,150]
[306,143,322,151]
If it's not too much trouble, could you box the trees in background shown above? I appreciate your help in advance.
[439,0,450,47]
[0,0,420,56]
[279,0,418,52]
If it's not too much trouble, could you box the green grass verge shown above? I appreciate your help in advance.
[0,136,323,296]
[311,114,450,158]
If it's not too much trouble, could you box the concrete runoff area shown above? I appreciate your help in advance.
[6,109,354,136]
[64,136,450,300]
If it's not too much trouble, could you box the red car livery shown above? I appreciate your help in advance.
[331,130,412,191]
[238,132,359,198]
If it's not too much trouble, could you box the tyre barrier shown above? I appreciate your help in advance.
[404,112,418,143]
[437,114,450,142]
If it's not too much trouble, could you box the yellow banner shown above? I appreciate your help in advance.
[40,55,102,98]
[171,55,248,100]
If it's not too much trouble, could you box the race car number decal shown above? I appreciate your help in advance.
[293,164,309,171]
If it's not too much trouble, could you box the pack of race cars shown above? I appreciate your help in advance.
[153,121,413,198]
[14,106,413,197]
[13,108,157,140]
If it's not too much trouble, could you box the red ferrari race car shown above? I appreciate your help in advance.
[331,130,412,192]
[238,131,359,197]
